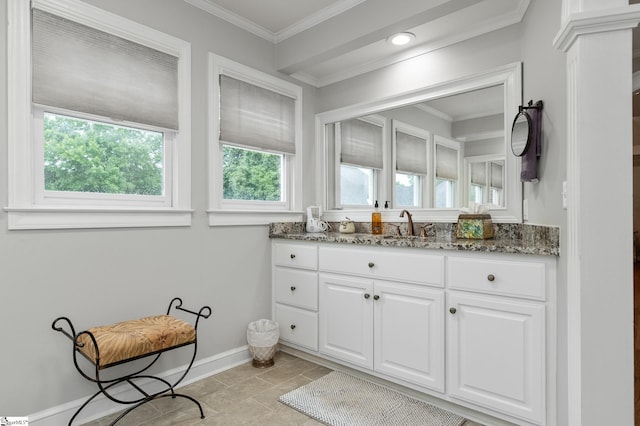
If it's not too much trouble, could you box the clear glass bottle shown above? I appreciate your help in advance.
[371,200,382,234]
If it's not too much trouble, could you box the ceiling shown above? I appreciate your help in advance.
[185,0,531,88]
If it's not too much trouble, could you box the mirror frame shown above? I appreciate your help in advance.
[315,62,523,223]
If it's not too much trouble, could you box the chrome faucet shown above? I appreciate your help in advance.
[399,210,414,236]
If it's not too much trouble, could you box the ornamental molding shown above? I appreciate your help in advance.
[553,5,640,52]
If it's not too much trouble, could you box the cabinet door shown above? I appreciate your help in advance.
[319,273,373,369]
[448,292,544,424]
[374,281,445,392]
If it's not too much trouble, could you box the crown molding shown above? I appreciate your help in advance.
[414,103,453,122]
[184,0,365,44]
[274,0,366,43]
[184,0,275,42]
[553,5,640,52]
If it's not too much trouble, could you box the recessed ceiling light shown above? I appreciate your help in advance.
[387,32,415,46]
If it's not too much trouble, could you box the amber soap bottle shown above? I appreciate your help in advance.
[371,200,382,234]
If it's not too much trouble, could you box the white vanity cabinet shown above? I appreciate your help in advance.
[318,245,445,392]
[272,242,319,351]
[271,239,556,426]
[446,256,547,425]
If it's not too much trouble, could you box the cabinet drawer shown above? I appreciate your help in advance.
[319,246,443,287]
[274,243,317,270]
[447,257,545,300]
[275,304,318,351]
[274,267,318,310]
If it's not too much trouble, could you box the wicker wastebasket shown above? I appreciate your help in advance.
[247,319,279,368]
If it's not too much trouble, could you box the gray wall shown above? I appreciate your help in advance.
[0,0,317,415]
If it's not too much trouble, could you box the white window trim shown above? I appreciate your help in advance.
[207,54,303,226]
[6,0,192,230]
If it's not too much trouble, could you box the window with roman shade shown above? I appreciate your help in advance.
[396,130,428,175]
[435,144,459,181]
[340,118,383,169]
[470,162,487,186]
[208,53,303,224]
[7,0,192,230]
[491,161,504,189]
[32,8,179,130]
[219,75,295,154]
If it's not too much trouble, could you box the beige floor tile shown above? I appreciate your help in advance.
[80,352,479,426]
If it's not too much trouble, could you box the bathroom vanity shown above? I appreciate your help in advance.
[270,225,558,426]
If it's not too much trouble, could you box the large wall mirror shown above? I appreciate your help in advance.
[315,62,522,223]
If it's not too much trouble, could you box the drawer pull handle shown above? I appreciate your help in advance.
[449,307,457,314]
[290,286,296,291]
[368,262,375,268]
[364,293,371,299]
[290,324,296,330]
[290,254,296,259]
[487,274,495,282]
[373,295,380,301]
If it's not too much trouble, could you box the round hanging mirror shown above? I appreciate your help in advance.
[511,110,532,157]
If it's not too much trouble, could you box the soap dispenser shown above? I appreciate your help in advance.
[371,201,382,235]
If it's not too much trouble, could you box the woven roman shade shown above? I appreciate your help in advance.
[471,162,487,186]
[340,118,383,169]
[219,75,296,154]
[435,144,458,181]
[491,161,504,189]
[32,8,179,130]
[396,130,428,175]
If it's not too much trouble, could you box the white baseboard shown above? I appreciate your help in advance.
[28,346,252,425]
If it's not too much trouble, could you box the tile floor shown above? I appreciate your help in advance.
[83,351,480,425]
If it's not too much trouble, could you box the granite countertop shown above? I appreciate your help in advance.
[269,222,560,257]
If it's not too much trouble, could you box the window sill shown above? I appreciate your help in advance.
[4,206,193,230]
[207,210,303,227]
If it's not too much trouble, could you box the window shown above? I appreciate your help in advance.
[464,157,505,207]
[208,55,302,225]
[469,162,487,204]
[335,116,384,208]
[490,161,505,206]
[434,136,461,209]
[7,0,191,229]
[38,111,169,202]
[393,122,429,208]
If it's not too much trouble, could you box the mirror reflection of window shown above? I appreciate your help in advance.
[434,137,461,208]
[465,157,505,207]
[470,162,487,204]
[335,117,384,207]
[394,122,429,208]
[490,161,504,206]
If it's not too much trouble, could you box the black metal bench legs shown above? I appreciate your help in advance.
[52,298,212,425]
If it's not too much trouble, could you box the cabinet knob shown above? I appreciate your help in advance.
[373,295,380,301]
[449,307,457,314]
[487,274,495,282]
[364,293,371,299]
[368,262,375,268]
[290,324,296,330]
[290,286,296,291]
[290,254,296,259]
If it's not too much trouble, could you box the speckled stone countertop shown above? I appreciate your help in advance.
[269,222,560,256]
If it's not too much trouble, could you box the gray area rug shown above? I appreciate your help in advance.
[279,371,466,426]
